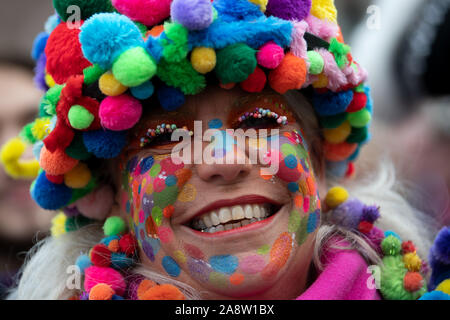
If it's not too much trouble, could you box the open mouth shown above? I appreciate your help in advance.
[189,203,281,234]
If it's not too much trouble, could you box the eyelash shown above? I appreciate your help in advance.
[140,124,192,148]
[235,108,289,130]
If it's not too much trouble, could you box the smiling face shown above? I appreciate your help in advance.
[118,85,326,299]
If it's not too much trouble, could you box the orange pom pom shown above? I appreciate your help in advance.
[137,279,156,300]
[139,284,185,300]
[89,283,115,300]
[108,239,120,253]
[268,53,307,94]
[403,272,423,292]
[220,82,236,90]
[323,141,358,162]
[40,145,79,176]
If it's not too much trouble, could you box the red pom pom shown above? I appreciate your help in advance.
[240,67,267,93]
[358,221,373,234]
[323,141,358,162]
[346,92,367,113]
[119,234,137,256]
[45,22,91,84]
[91,244,111,267]
[402,241,416,254]
[46,173,64,184]
[403,272,423,292]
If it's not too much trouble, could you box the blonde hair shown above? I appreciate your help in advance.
[7,92,437,300]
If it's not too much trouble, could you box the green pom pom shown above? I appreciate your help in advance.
[347,108,371,128]
[20,123,37,144]
[319,113,347,129]
[65,215,92,232]
[307,51,324,75]
[157,58,206,95]
[161,22,189,63]
[215,43,257,84]
[354,83,365,93]
[66,134,91,160]
[103,216,126,236]
[83,64,105,86]
[381,235,402,256]
[112,47,157,87]
[53,0,114,22]
[68,105,94,130]
[40,85,64,116]
[346,126,368,143]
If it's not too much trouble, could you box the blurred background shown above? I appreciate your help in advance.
[0,0,448,298]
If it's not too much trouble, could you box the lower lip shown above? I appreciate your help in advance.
[188,211,279,238]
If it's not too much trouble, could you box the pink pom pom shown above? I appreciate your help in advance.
[75,185,115,220]
[257,41,285,69]
[111,0,171,26]
[99,94,142,131]
[84,266,126,296]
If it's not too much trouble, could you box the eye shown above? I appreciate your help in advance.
[235,108,288,130]
[140,124,192,149]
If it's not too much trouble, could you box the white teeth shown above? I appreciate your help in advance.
[232,206,245,220]
[219,208,232,224]
[244,205,253,219]
[203,215,213,228]
[210,211,220,226]
[253,205,261,218]
[193,203,274,233]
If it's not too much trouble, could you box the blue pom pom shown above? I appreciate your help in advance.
[111,252,134,269]
[131,81,154,100]
[364,86,373,113]
[80,13,143,69]
[171,0,214,30]
[146,37,163,63]
[157,85,185,111]
[31,172,73,210]
[75,254,92,274]
[33,141,44,160]
[45,14,61,34]
[213,0,263,22]
[312,90,354,116]
[384,230,401,240]
[112,295,124,300]
[82,129,127,159]
[326,160,348,177]
[348,147,360,162]
[31,32,49,61]
[419,291,450,300]
[361,205,380,223]
[431,227,450,265]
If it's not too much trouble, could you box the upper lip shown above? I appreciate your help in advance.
[183,195,282,224]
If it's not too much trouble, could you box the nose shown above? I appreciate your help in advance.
[196,144,252,184]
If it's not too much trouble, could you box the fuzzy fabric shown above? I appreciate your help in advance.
[266,0,312,21]
[99,95,143,131]
[80,13,144,70]
[256,42,285,69]
[39,146,79,176]
[45,22,91,84]
[31,171,73,210]
[34,54,48,91]
[111,0,171,26]
[171,0,213,31]
[323,141,358,162]
[82,129,127,159]
[240,66,267,92]
[329,198,364,230]
[157,58,206,95]
[290,21,309,61]
[319,48,347,91]
[268,53,307,94]
[84,266,126,296]
[112,47,157,87]
[215,43,257,84]
[31,32,49,61]
[305,14,339,41]
[157,85,186,112]
[312,89,353,116]
[213,0,263,22]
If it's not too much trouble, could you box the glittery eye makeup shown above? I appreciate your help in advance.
[140,123,193,148]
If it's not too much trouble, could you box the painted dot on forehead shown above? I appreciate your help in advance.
[162,256,181,277]
[208,118,223,129]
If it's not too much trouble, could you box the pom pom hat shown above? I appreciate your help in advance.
[1,0,373,218]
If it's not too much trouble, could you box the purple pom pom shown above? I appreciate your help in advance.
[266,0,312,21]
[171,0,213,30]
[362,205,380,223]
[430,227,450,265]
[329,198,364,230]
[34,54,48,91]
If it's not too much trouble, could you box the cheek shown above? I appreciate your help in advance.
[122,154,194,266]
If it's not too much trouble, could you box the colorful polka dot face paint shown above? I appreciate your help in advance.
[120,87,321,299]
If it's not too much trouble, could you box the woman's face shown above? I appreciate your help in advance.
[118,86,325,299]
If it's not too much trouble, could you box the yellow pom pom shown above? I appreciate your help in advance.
[249,0,268,11]
[99,72,128,96]
[403,252,422,272]
[436,279,450,295]
[324,121,351,144]
[31,118,51,141]
[45,73,56,88]
[311,0,338,23]
[64,163,92,189]
[0,137,40,179]
[325,186,349,209]
[51,212,67,237]
[312,73,328,88]
[191,47,217,74]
